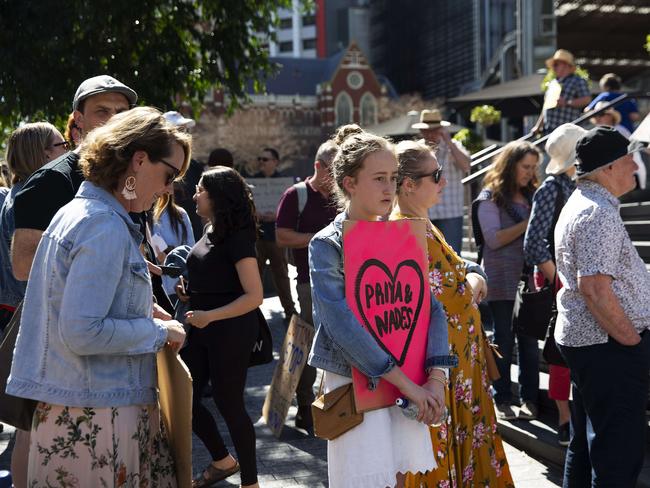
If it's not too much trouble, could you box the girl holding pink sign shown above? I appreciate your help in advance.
[308,125,456,488]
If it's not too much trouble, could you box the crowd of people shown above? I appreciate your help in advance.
[0,47,648,488]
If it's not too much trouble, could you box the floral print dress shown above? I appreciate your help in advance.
[28,402,177,488]
[392,214,514,488]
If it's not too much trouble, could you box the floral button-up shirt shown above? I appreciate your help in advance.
[554,179,650,347]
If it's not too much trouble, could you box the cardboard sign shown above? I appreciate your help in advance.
[543,79,562,110]
[262,314,315,437]
[157,346,193,488]
[343,219,430,412]
[247,177,294,215]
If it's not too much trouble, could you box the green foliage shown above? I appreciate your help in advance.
[0,0,301,149]
[541,65,592,91]
[453,128,483,154]
[470,105,501,127]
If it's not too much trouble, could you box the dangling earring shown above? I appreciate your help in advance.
[122,175,137,200]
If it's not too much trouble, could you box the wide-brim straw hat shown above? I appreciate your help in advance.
[545,49,576,70]
[590,101,622,126]
[411,109,451,130]
[545,123,588,175]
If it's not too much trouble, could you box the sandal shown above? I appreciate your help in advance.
[192,461,241,487]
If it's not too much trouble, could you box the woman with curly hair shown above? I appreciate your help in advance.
[180,166,263,488]
[474,141,541,422]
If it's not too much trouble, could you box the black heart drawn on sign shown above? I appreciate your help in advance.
[354,258,425,366]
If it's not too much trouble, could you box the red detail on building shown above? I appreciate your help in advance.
[316,0,327,58]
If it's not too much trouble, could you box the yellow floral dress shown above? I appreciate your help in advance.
[392,213,514,488]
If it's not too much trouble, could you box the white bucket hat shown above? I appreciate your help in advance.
[163,111,196,128]
[545,123,588,175]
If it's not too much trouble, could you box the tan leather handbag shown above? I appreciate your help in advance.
[481,329,502,382]
[311,381,363,440]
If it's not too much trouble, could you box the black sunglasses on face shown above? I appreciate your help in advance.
[157,158,181,185]
[414,167,443,184]
[53,140,71,149]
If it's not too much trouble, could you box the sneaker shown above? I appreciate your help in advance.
[518,401,539,420]
[558,422,570,446]
[495,403,517,420]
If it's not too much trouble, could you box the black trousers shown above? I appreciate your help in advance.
[181,311,259,485]
[559,331,650,488]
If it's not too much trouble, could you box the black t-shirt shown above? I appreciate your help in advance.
[14,151,83,231]
[187,227,257,311]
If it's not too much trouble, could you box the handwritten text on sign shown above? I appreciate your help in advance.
[262,314,315,438]
[344,219,430,412]
[247,177,294,215]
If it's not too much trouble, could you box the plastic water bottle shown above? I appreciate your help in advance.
[395,397,446,427]
[395,397,419,420]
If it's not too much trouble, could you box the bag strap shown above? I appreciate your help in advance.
[294,181,308,230]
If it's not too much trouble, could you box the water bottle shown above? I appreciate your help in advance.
[395,397,419,420]
[395,397,446,427]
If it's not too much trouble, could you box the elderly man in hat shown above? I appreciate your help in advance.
[413,109,470,253]
[532,49,591,136]
[554,126,649,487]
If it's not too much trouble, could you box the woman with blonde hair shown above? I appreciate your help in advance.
[391,140,514,487]
[474,141,541,421]
[308,125,454,487]
[7,107,189,486]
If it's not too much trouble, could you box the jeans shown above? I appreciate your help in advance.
[489,300,539,404]
[559,332,650,488]
[295,281,316,407]
[431,216,463,255]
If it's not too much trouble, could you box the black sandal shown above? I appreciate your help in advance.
[192,461,240,487]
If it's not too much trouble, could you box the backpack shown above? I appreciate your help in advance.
[287,182,308,267]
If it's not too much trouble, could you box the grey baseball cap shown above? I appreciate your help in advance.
[72,75,138,111]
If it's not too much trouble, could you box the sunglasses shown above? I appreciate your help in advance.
[52,140,71,149]
[157,158,181,185]
[257,156,274,163]
[414,167,443,184]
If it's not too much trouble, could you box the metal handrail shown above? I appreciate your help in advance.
[461,92,632,185]
[470,143,499,161]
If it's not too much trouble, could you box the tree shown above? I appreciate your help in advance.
[0,0,304,137]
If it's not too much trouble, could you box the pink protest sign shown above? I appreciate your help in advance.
[343,219,430,412]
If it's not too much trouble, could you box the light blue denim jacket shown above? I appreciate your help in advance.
[0,183,27,307]
[308,212,458,388]
[7,182,168,408]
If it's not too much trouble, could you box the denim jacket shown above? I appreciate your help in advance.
[308,212,457,388]
[0,183,27,307]
[7,182,168,408]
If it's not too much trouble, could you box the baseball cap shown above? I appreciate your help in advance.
[575,126,641,178]
[72,75,138,111]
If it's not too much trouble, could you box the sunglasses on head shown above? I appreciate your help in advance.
[157,158,180,185]
[413,167,443,184]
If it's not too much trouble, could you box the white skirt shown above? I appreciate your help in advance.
[324,371,436,488]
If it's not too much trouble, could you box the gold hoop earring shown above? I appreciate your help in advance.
[121,175,137,200]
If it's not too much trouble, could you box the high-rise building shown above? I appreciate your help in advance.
[267,0,318,58]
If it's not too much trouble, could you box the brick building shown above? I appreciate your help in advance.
[191,42,394,179]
